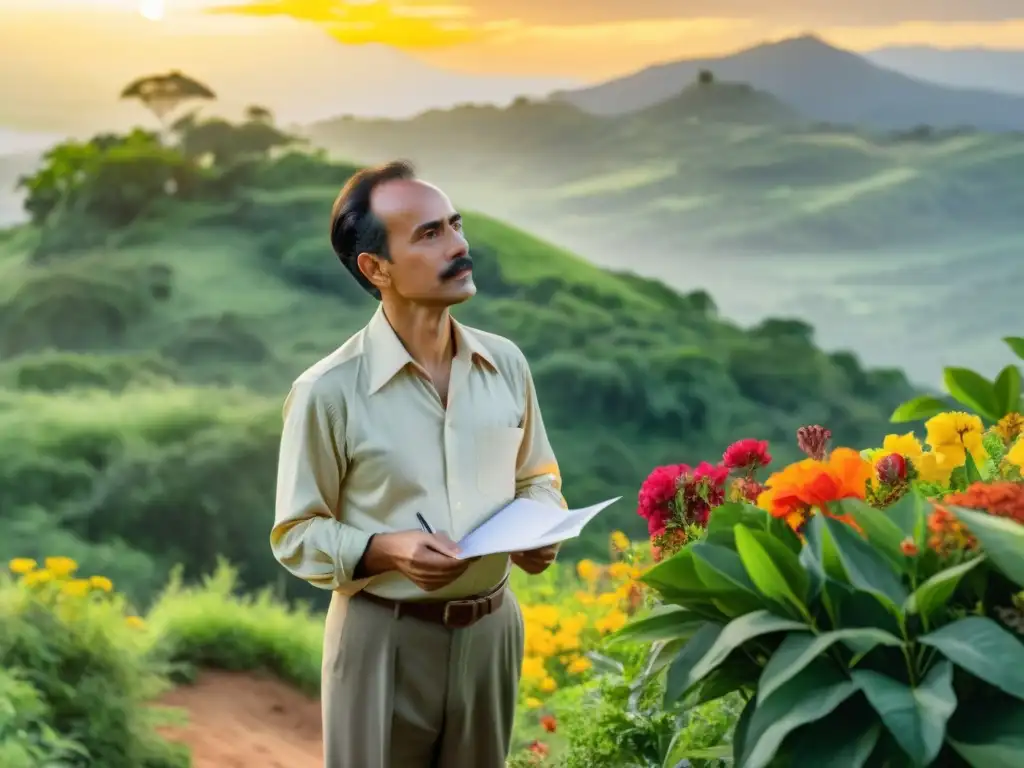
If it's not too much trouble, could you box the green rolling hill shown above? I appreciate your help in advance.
[0,121,913,608]
[306,79,1024,386]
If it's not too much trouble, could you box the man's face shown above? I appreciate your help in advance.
[361,178,476,306]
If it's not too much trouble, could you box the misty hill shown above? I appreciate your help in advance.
[308,79,1024,386]
[556,34,1024,131]
[868,46,1024,96]
[0,122,912,606]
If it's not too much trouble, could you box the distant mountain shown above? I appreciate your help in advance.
[556,34,1024,131]
[0,10,576,137]
[867,46,1024,96]
[635,80,800,126]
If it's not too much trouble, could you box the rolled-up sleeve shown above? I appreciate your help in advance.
[271,381,373,591]
[514,355,568,510]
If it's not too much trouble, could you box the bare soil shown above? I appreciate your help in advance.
[157,669,323,768]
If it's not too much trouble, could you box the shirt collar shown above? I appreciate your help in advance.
[365,305,497,395]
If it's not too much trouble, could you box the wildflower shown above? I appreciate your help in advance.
[8,558,37,574]
[594,609,627,634]
[879,433,925,463]
[540,714,557,733]
[728,476,764,503]
[89,575,113,592]
[995,413,1024,444]
[528,741,549,757]
[928,506,976,555]
[900,537,919,556]
[676,462,729,525]
[916,451,955,486]
[575,559,600,583]
[943,481,1024,525]
[1007,439,1024,469]
[525,697,542,709]
[638,464,688,535]
[757,448,871,532]
[796,425,831,461]
[521,656,546,681]
[21,570,53,587]
[722,438,772,471]
[925,412,987,466]
[610,530,630,551]
[44,557,78,578]
[125,616,146,630]
[608,562,632,581]
[61,579,91,598]
[567,656,592,674]
[875,453,907,485]
[540,676,557,693]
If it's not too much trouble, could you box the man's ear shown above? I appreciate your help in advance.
[356,252,390,292]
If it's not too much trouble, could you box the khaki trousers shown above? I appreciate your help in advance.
[321,588,525,768]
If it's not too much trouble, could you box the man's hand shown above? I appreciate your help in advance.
[363,531,475,591]
[511,544,559,575]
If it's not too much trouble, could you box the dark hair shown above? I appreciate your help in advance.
[329,160,417,299]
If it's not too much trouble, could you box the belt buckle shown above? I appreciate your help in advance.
[442,598,481,628]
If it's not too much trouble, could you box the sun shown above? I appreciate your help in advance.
[138,0,165,21]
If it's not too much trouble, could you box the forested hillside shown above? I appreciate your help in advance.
[0,112,915,608]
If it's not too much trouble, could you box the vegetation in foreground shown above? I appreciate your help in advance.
[0,79,914,611]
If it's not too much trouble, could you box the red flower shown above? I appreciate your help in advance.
[730,477,764,503]
[638,464,688,531]
[540,714,557,733]
[875,453,907,485]
[529,740,549,757]
[722,438,772,470]
[676,462,729,525]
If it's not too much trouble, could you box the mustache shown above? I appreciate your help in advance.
[440,255,473,281]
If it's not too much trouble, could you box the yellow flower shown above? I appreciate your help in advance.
[8,558,37,574]
[89,575,113,592]
[574,590,596,605]
[44,557,78,578]
[608,562,632,581]
[540,676,557,693]
[595,610,627,634]
[567,656,592,674]
[61,579,91,598]
[521,656,546,681]
[610,531,630,551]
[525,697,543,709]
[125,616,146,630]
[916,451,954,486]
[1006,438,1024,469]
[597,591,621,607]
[881,433,924,463]
[995,413,1024,444]
[21,570,52,587]
[576,559,600,583]
[925,412,987,466]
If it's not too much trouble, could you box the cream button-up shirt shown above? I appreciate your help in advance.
[271,305,568,601]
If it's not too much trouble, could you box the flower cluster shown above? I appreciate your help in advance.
[637,438,771,558]
[6,556,146,629]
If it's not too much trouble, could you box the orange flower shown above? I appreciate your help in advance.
[540,714,557,733]
[944,481,1024,525]
[758,448,872,531]
[928,505,977,555]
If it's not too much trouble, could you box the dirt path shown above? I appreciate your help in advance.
[157,669,323,768]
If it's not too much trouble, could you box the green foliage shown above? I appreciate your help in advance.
[0,668,87,768]
[624,497,1024,767]
[892,337,1024,423]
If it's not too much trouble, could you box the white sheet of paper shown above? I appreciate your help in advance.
[454,496,621,560]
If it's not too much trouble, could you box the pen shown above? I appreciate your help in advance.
[415,512,434,534]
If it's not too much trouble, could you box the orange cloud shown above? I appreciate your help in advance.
[206,0,509,48]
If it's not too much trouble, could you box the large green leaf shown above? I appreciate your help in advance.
[693,656,760,705]
[919,616,1024,701]
[663,739,732,768]
[805,515,849,584]
[885,491,927,543]
[1003,336,1024,362]
[835,498,910,572]
[734,525,809,617]
[947,505,1024,588]
[852,660,957,766]
[948,696,1024,767]
[993,364,1022,417]
[663,623,723,704]
[608,605,705,647]
[667,609,806,703]
[706,501,768,540]
[786,700,882,768]
[904,556,985,621]
[758,627,904,704]
[642,547,703,594]
[690,541,768,617]
[890,396,949,423]
[739,659,858,768]
[944,367,1000,421]
[766,514,803,555]
[821,517,908,608]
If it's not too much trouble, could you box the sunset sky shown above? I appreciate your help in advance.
[12,0,1024,78]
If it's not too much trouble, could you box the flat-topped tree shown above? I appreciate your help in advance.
[121,71,216,129]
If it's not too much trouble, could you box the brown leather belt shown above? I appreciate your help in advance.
[357,578,507,629]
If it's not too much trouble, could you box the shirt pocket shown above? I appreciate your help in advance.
[475,426,524,501]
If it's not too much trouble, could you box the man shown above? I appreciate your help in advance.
[271,160,567,768]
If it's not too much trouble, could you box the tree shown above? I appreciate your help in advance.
[244,105,274,123]
[698,69,714,85]
[120,71,216,128]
